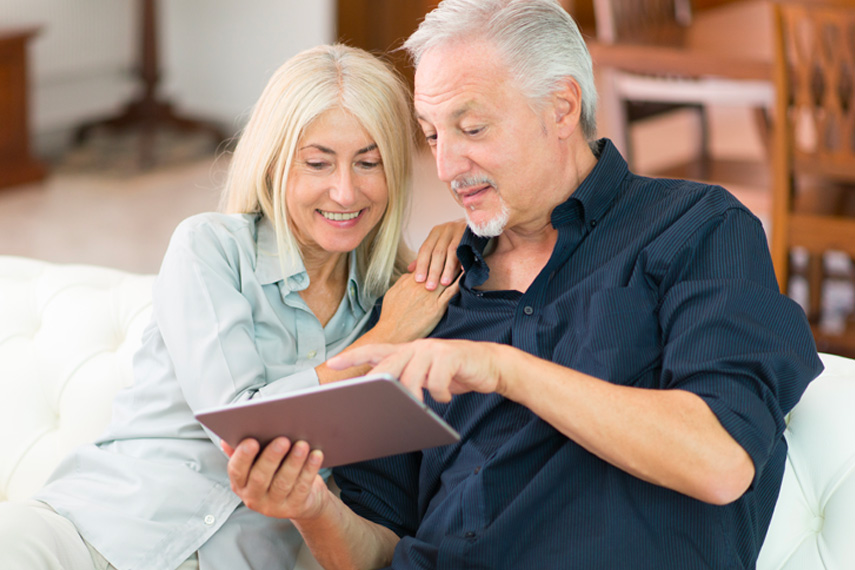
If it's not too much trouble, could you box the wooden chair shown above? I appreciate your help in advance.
[593,0,774,180]
[770,0,855,358]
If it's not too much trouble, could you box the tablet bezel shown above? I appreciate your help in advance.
[195,373,460,468]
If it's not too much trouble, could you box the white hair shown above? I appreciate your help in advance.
[404,0,598,145]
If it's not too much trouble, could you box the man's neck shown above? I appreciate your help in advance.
[478,224,559,293]
[476,137,599,293]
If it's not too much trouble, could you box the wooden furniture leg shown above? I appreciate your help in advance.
[73,0,227,168]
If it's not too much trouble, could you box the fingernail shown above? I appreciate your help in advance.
[426,280,436,289]
[415,273,425,282]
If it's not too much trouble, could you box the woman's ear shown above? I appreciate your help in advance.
[552,77,583,139]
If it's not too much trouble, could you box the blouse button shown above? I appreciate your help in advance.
[307,350,317,359]
[204,514,215,525]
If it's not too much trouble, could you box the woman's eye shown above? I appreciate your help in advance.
[356,160,382,170]
[306,161,329,170]
[424,133,437,146]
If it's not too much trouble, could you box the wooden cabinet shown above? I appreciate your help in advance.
[337,0,439,89]
[0,28,46,189]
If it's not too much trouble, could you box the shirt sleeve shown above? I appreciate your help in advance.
[654,206,823,482]
[150,215,317,414]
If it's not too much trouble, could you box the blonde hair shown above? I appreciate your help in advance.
[220,44,414,298]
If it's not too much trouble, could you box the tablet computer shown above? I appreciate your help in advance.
[195,373,460,468]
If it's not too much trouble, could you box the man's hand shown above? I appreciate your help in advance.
[223,437,329,520]
[328,338,507,403]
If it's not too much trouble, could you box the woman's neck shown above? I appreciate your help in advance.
[299,249,350,327]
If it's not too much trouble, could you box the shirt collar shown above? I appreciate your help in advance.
[254,215,368,312]
[457,138,628,280]
[549,138,628,230]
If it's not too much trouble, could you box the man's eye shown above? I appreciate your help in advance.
[424,133,437,146]
[463,127,483,136]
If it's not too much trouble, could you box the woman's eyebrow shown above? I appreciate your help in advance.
[298,143,377,155]
[355,143,378,155]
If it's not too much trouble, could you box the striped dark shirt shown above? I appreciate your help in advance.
[336,139,822,569]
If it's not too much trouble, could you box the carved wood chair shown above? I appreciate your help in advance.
[593,0,773,180]
[770,0,855,357]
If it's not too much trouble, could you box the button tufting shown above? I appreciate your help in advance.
[808,515,824,533]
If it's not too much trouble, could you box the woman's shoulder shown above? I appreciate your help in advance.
[170,212,260,245]
[167,212,261,260]
[174,212,256,235]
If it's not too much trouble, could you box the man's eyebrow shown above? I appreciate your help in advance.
[416,102,476,124]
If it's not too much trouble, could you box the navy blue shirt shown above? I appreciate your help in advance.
[335,139,822,569]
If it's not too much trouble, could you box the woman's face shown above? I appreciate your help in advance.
[286,108,389,260]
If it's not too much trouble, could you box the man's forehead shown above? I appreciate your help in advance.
[413,44,510,119]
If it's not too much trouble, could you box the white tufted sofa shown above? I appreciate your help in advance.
[1,255,854,569]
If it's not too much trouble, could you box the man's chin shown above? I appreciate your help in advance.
[465,211,509,238]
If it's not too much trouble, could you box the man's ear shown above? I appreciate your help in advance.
[552,77,583,139]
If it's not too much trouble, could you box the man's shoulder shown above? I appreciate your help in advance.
[623,173,757,225]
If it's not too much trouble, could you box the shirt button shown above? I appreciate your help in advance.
[307,350,317,359]
[204,514,215,525]
[464,531,476,539]
[523,305,534,315]
[473,466,481,474]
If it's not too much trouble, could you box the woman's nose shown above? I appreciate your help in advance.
[329,167,358,207]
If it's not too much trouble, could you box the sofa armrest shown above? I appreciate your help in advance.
[0,256,155,501]
[757,352,855,569]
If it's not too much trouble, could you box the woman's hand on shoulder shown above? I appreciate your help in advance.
[408,219,467,290]
[373,272,460,343]
[321,273,459,384]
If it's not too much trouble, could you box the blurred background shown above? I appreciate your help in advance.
[5,0,855,354]
[4,0,849,357]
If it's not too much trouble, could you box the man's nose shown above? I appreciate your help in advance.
[434,138,469,184]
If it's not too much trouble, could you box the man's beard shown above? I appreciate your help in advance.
[466,200,510,237]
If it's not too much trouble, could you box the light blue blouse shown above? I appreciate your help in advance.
[36,213,375,570]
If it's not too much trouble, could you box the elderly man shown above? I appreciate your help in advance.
[226,0,822,568]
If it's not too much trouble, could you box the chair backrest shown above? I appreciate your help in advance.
[768,1,855,357]
[592,0,692,43]
[773,1,855,181]
[769,0,855,287]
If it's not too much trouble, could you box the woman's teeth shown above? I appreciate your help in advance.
[321,210,360,221]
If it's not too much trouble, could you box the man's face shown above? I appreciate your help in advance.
[413,40,563,236]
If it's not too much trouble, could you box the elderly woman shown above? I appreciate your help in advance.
[0,44,460,570]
